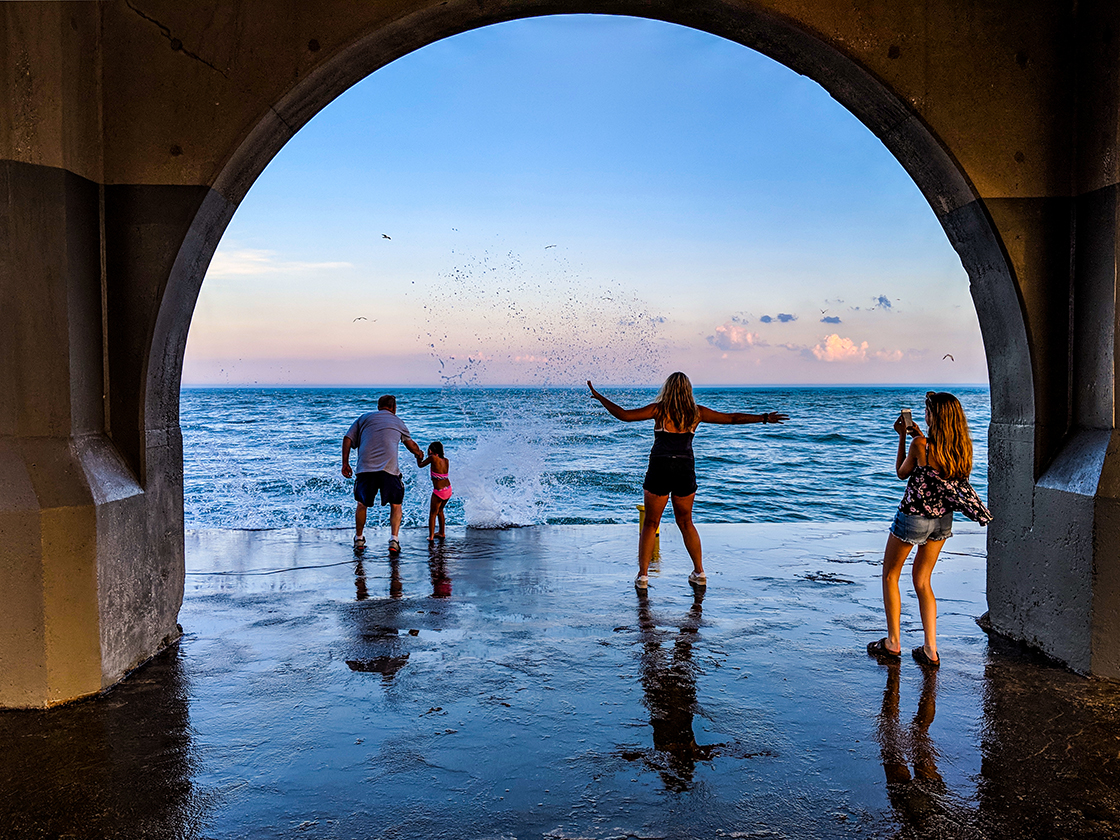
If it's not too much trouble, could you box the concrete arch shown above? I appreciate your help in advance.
[151,3,1034,440]
[5,0,1118,707]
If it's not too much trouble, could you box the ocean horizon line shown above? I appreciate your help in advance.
[180,382,991,391]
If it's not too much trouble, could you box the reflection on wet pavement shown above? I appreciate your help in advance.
[3,522,1120,838]
[631,587,721,791]
[875,659,969,837]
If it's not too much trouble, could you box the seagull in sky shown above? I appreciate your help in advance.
[382,234,391,240]
[943,353,955,361]
[353,317,367,322]
[545,244,556,249]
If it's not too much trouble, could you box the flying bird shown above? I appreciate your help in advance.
[545,244,556,249]
[353,317,367,321]
[943,353,955,361]
[381,234,391,240]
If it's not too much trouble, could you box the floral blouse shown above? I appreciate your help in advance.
[898,465,993,525]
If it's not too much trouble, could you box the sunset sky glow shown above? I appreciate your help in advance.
[184,15,987,388]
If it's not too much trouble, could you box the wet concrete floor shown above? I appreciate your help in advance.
[3,523,1120,839]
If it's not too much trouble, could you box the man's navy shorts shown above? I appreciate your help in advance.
[354,471,405,506]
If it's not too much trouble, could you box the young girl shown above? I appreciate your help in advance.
[868,391,992,668]
[417,441,452,542]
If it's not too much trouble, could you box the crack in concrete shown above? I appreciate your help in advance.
[125,0,230,79]
[270,105,296,135]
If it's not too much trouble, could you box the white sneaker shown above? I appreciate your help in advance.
[688,571,706,586]
[388,538,401,554]
[353,534,366,549]
[635,575,649,589]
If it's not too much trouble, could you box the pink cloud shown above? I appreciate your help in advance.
[811,334,906,363]
[812,334,869,362]
[707,322,767,351]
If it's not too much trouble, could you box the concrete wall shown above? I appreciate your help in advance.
[2,0,1119,705]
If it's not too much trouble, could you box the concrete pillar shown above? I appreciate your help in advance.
[981,0,1120,676]
[0,6,183,707]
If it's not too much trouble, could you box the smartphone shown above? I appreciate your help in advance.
[900,408,917,431]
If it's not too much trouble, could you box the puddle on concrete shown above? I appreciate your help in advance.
[2,523,1120,838]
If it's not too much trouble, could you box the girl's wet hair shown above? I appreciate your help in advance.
[428,441,444,457]
[925,392,973,480]
[655,372,700,431]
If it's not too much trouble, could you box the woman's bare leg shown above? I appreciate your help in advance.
[881,533,913,655]
[912,539,946,661]
[670,492,703,576]
[639,491,669,577]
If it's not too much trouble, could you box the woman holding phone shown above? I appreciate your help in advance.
[587,373,787,589]
[867,392,991,668]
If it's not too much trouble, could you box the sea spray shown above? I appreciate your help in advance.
[454,413,551,528]
[422,243,667,387]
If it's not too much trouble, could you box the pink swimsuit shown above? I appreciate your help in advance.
[431,472,453,501]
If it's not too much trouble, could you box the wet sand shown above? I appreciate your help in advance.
[2,523,1119,838]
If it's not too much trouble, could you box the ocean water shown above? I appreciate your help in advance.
[181,386,990,531]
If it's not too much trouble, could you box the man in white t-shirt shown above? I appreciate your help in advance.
[342,394,423,553]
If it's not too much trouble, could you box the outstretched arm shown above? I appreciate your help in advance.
[403,436,424,465]
[698,405,789,425]
[587,380,657,422]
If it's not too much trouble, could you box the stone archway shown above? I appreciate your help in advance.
[3,0,1116,707]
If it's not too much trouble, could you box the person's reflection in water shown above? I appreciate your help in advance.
[634,587,717,791]
[389,554,403,599]
[354,558,369,601]
[345,554,408,679]
[876,659,947,831]
[353,555,402,601]
[428,543,452,598]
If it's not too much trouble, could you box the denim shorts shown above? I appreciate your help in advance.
[889,510,953,545]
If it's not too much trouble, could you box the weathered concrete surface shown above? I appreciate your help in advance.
[3,0,1120,702]
[3,524,1120,838]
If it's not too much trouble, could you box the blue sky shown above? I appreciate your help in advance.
[184,14,986,387]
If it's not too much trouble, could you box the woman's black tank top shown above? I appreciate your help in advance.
[650,430,695,459]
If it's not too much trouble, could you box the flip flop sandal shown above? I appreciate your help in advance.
[912,646,941,668]
[867,638,902,659]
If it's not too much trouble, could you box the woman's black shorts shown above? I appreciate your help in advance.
[643,456,698,498]
[354,471,405,506]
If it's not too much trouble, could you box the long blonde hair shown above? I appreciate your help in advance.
[925,392,973,480]
[655,372,700,432]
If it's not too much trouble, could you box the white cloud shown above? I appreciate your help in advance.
[707,322,767,351]
[206,248,352,278]
[812,334,869,362]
